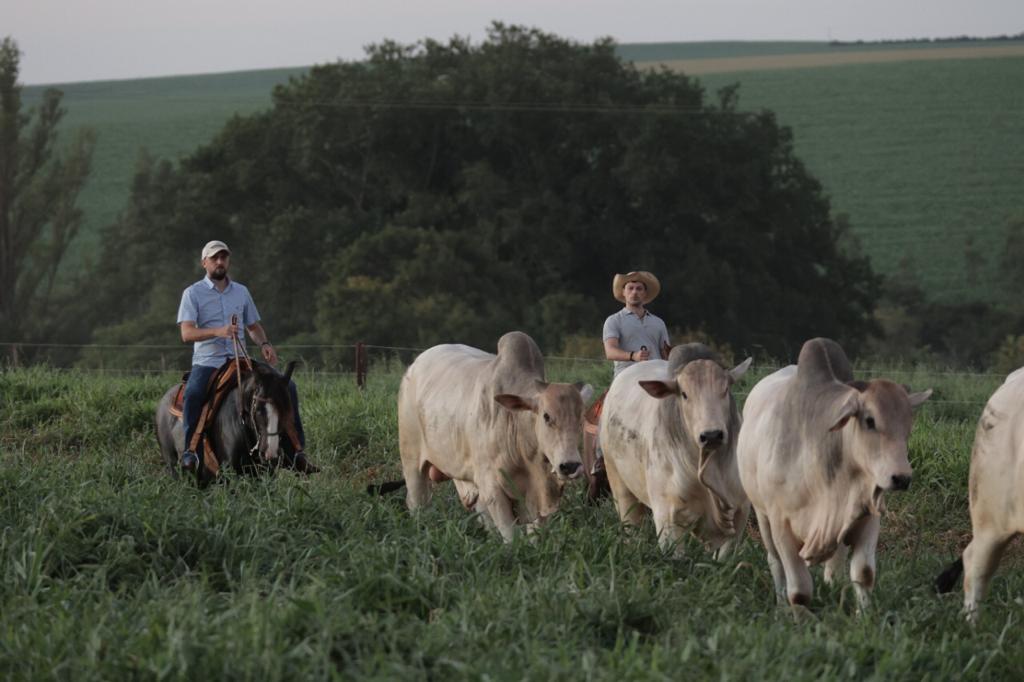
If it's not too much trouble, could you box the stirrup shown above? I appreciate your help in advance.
[181,449,199,470]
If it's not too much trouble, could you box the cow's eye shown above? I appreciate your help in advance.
[865,416,876,430]
[681,391,688,400]
[543,412,552,424]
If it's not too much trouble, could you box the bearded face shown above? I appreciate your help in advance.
[202,251,230,280]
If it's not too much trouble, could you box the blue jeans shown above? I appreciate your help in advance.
[182,365,306,453]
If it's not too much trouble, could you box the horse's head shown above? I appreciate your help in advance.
[245,361,297,462]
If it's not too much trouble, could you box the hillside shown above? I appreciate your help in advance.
[693,53,1024,302]
[21,40,1024,302]
[21,68,307,273]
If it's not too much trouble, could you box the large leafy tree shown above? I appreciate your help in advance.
[0,37,95,341]
[91,24,879,359]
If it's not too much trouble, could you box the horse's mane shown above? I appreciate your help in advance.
[245,361,296,413]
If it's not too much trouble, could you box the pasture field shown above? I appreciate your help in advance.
[2,361,1023,680]
[23,40,1024,304]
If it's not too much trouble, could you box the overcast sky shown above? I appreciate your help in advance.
[7,0,1024,84]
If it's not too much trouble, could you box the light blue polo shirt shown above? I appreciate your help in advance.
[177,276,261,368]
[603,307,671,377]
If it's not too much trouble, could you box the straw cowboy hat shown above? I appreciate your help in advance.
[612,271,660,304]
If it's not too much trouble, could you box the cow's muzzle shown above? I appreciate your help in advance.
[890,474,912,491]
[699,429,725,448]
[559,461,582,479]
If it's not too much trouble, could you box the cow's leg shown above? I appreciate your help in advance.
[397,445,430,511]
[604,455,645,527]
[651,499,687,556]
[478,477,518,542]
[397,390,431,510]
[774,519,814,609]
[755,510,787,605]
[823,543,848,586]
[401,459,431,510]
[844,515,880,613]
[962,528,1016,622]
[453,479,480,510]
[714,503,750,560]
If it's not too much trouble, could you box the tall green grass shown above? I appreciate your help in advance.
[1,365,1022,679]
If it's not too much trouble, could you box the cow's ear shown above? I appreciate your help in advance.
[908,388,932,409]
[495,394,537,412]
[639,380,679,399]
[829,391,860,432]
[729,357,753,383]
[574,382,594,403]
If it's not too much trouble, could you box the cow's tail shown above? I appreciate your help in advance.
[366,479,406,496]
[934,556,964,594]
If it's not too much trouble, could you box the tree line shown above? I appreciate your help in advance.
[3,27,1022,369]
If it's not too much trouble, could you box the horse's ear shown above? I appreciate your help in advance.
[283,360,297,383]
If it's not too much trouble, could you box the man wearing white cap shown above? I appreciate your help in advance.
[603,271,671,377]
[175,240,315,472]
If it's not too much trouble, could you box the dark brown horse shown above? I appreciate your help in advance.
[155,361,305,484]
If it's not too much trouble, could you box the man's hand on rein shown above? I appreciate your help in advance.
[261,342,278,366]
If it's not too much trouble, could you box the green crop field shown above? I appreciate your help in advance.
[21,40,1024,303]
[617,38,1024,62]
[21,68,306,274]
[695,54,1024,304]
[2,361,1023,679]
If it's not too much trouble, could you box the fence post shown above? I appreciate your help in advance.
[355,342,367,389]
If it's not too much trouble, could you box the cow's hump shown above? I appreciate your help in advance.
[667,343,722,376]
[492,331,545,395]
[796,337,854,387]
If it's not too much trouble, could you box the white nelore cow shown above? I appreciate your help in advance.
[935,366,1024,620]
[601,344,753,556]
[397,331,592,541]
[737,338,931,610]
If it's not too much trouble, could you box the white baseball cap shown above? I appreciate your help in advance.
[201,240,231,260]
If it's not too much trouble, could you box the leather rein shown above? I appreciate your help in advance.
[230,315,265,456]
[230,315,293,458]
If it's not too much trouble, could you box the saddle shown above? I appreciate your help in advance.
[169,359,250,421]
[583,389,607,436]
[583,389,610,502]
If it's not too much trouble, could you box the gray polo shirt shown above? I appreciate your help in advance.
[603,307,671,377]
[177,276,261,368]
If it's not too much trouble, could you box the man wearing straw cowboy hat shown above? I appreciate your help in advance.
[603,270,671,375]
[581,271,671,497]
[176,240,316,473]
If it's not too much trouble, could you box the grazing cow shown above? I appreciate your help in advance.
[737,338,931,610]
[398,331,593,541]
[601,344,752,556]
[935,366,1024,620]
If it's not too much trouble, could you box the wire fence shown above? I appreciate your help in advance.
[0,340,1010,377]
[0,340,1009,409]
